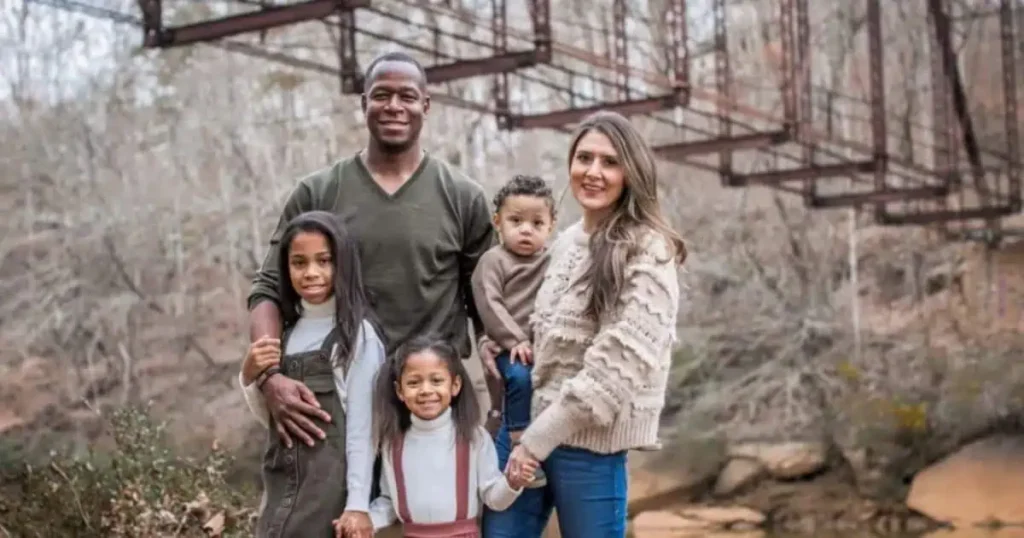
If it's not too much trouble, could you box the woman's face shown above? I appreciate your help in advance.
[569,130,626,223]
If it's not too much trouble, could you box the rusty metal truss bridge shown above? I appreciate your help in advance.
[33,0,1023,245]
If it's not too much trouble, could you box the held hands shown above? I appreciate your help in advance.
[332,511,373,538]
[504,444,540,490]
[242,335,282,385]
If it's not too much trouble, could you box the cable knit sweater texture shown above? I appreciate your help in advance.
[519,220,681,460]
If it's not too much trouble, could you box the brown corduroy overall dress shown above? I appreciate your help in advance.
[256,328,347,538]
[391,433,479,538]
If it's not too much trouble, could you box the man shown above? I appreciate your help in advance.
[245,51,496,536]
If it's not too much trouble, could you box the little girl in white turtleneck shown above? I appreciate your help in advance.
[355,335,538,538]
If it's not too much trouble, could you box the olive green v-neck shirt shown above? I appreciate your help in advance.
[248,153,495,356]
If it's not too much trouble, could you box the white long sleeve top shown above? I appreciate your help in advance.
[368,408,522,530]
[239,297,385,513]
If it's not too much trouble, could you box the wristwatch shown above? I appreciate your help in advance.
[487,409,503,420]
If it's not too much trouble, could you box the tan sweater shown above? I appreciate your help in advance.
[470,245,551,350]
[519,221,680,460]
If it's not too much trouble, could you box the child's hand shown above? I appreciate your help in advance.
[510,341,533,365]
[337,510,373,538]
[242,335,281,385]
[504,458,539,490]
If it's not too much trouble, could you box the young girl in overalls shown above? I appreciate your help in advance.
[357,335,537,538]
[240,210,386,538]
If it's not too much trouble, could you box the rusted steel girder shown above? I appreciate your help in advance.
[347,0,551,93]
[876,0,1020,228]
[653,0,801,177]
[725,0,866,190]
[491,0,511,128]
[502,0,689,130]
[802,0,915,209]
[704,0,942,209]
[138,0,368,48]
[138,0,552,95]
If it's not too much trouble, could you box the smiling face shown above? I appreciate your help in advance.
[568,130,626,227]
[287,230,334,305]
[395,350,461,421]
[362,60,430,153]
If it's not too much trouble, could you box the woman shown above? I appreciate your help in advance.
[480,110,686,538]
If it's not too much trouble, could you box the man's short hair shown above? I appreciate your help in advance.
[363,50,428,89]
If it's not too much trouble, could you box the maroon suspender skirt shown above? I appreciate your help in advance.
[391,434,480,538]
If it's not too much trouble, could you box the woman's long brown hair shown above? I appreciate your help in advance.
[568,110,687,320]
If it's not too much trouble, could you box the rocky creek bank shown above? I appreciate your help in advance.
[605,435,1024,538]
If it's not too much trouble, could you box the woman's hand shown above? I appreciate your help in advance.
[506,444,539,486]
[505,456,539,489]
[242,335,281,385]
[333,511,373,538]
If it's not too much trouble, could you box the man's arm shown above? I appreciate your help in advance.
[250,301,282,343]
[459,188,497,339]
[246,177,333,448]
[247,179,315,342]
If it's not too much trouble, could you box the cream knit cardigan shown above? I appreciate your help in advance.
[519,220,681,460]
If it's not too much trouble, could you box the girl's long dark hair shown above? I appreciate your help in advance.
[276,210,380,368]
[373,334,480,448]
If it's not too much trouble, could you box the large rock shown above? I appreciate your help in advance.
[677,505,765,528]
[631,509,766,538]
[924,529,1024,538]
[714,457,765,496]
[907,435,1024,527]
[727,441,828,480]
[627,454,721,515]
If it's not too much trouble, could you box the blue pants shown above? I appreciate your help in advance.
[496,351,533,432]
[482,422,628,538]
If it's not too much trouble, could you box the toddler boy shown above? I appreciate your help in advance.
[471,174,555,489]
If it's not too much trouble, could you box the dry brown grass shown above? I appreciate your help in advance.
[0,406,256,538]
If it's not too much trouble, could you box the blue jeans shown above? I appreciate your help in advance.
[496,351,533,432]
[482,423,628,538]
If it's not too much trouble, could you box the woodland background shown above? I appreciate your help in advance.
[1,0,1023,536]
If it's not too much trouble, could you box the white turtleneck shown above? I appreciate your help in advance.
[238,296,385,513]
[368,409,522,530]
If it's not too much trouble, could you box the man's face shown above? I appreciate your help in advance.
[362,61,429,153]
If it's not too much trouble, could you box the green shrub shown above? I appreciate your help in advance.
[0,407,255,538]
